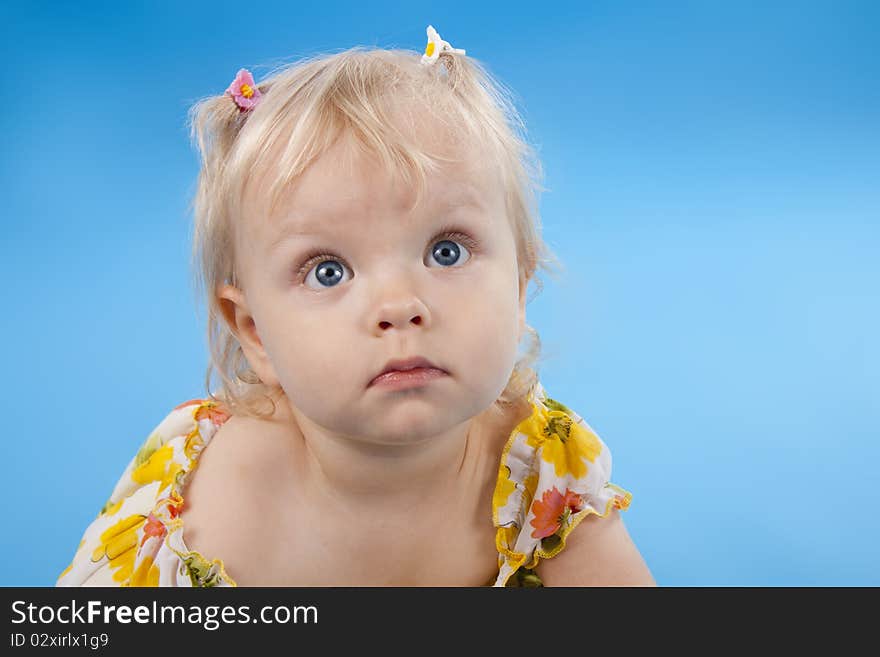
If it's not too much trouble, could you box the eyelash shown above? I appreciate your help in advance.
[294,226,480,283]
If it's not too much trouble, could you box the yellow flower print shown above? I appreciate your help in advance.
[98,498,124,518]
[90,514,147,584]
[521,472,539,515]
[497,525,519,552]
[133,431,163,469]
[523,404,601,478]
[130,555,160,587]
[131,443,183,493]
[493,465,540,523]
[492,465,517,511]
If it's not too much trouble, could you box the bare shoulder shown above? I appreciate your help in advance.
[180,414,292,568]
[536,509,657,587]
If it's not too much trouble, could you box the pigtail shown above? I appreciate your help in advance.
[188,79,272,189]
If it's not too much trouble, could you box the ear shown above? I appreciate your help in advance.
[216,283,281,388]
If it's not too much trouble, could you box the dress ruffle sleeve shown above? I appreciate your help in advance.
[56,399,237,587]
[490,382,633,587]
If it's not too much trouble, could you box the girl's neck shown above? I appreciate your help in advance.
[264,390,507,521]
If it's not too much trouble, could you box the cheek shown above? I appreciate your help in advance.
[451,269,521,369]
[255,305,347,391]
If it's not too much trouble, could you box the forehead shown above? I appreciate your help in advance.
[253,133,503,244]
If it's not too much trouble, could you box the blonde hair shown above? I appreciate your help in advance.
[187,45,564,419]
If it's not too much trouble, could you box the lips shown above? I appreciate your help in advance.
[370,356,446,386]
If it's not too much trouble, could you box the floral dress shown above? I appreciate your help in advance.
[56,381,632,588]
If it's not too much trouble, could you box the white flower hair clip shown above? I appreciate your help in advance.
[420,25,466,66]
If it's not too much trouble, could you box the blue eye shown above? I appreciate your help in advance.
[427,238,472,268]
[304,259,351,289]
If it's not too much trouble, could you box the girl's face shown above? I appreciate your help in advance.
[220,134,526,444]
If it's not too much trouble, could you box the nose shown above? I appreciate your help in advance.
[372,295,431,334]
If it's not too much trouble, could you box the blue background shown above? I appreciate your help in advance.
[2,0,877,586]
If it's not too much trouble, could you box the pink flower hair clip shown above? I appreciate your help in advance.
[225,68,262,112]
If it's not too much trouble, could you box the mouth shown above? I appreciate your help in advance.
[369,356,448,388]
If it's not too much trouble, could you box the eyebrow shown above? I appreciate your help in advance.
[267,191,487,252]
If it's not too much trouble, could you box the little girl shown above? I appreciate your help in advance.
[57,26,655,587]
